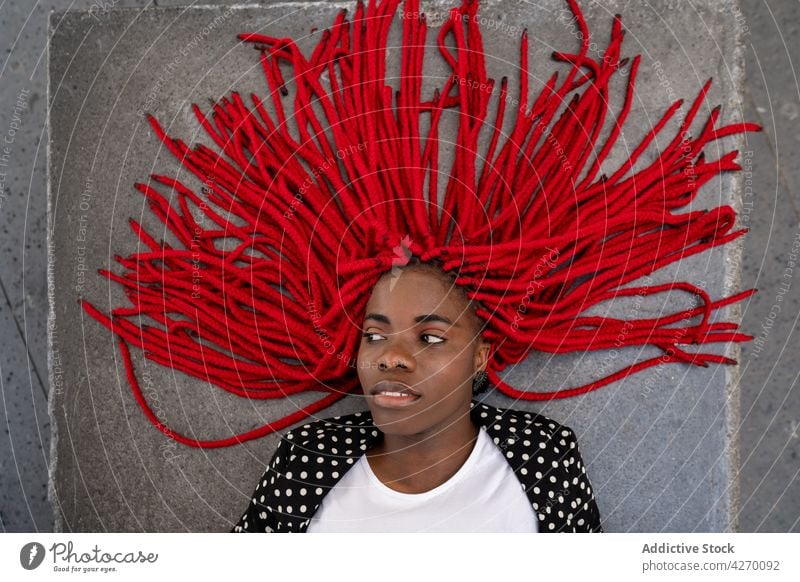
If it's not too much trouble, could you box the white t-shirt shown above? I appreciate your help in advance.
[306,424,539,532]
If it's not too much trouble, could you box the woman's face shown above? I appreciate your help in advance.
[357,267,491,437]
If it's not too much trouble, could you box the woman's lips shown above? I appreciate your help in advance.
[371,391,421,408]
[369,381,422,408]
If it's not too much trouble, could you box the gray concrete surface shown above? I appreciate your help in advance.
[735,1,800,533]
[0,0,797,532]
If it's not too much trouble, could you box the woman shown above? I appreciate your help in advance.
[231,257,603,532]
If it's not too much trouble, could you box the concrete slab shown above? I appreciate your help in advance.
[0,301,51,531]
[0,0,224,533]
[735,0,800,533]
[47,0,751,531]
[1,0,54,534]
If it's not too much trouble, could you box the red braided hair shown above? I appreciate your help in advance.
[80,0,762,448]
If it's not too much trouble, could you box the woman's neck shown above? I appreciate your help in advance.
[366,412,480,494]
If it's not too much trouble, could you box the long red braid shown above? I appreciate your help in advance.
[80,0,762,448]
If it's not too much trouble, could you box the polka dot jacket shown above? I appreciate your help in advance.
[231,399,603,533]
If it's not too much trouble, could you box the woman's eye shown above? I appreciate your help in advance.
[361,332,444,345]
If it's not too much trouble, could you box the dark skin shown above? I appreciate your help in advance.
[357,267,492,494]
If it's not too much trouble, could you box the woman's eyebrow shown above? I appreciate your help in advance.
[363,313,459,327]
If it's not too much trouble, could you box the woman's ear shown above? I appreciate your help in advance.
[474,338,492,373]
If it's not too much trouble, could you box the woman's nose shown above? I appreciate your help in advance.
[377,342,416,371]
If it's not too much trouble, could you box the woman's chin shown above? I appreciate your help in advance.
[365,398,423,430]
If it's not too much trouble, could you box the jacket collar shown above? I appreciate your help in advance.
[273,399,559,532]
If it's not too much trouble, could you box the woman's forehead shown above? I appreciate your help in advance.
[365,270,471,319]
